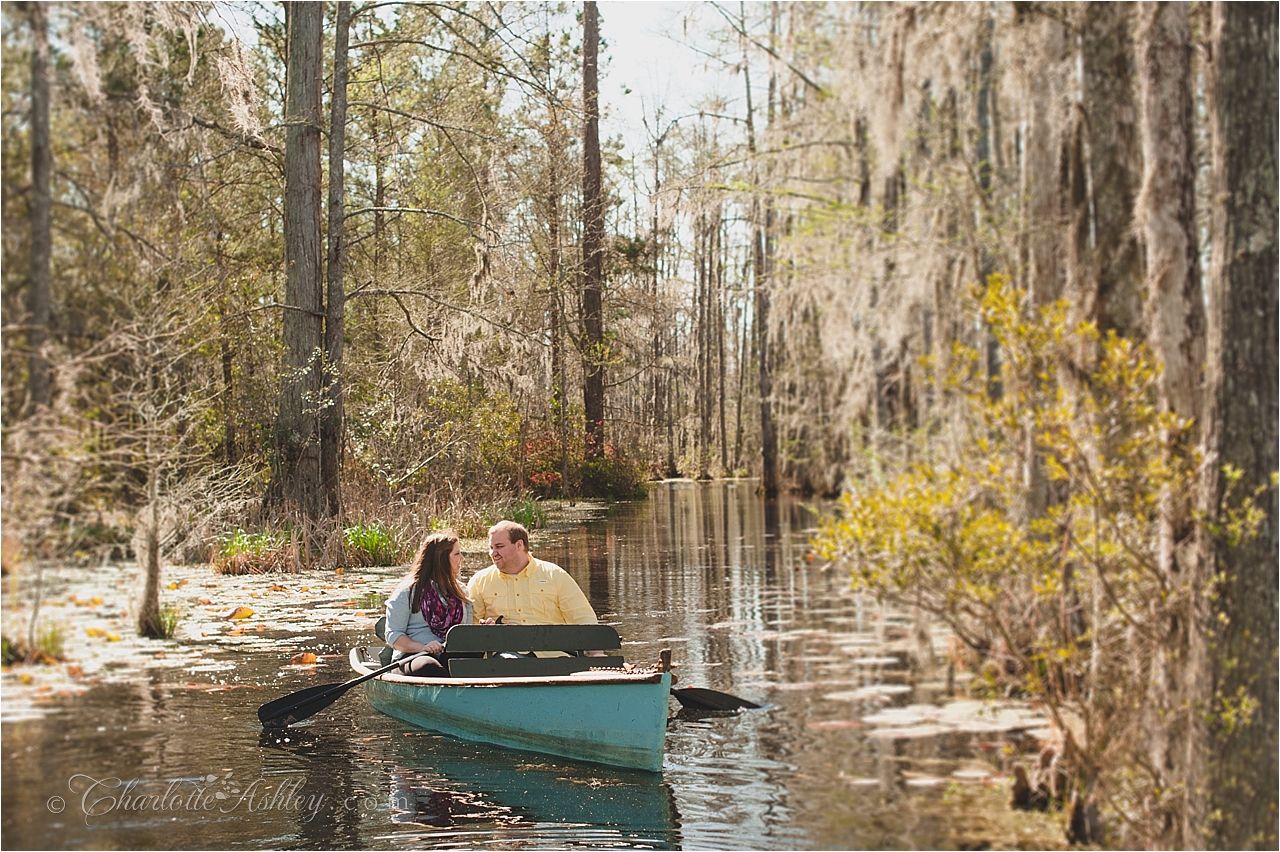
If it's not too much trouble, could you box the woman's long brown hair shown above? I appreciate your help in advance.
[407,530,467,614]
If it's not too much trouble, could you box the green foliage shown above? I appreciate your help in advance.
[814,275,1268,841]
[349,379,525,500]
[343,522,403,567]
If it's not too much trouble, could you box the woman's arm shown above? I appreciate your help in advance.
[385,582,443,654]
[392,634,443,655]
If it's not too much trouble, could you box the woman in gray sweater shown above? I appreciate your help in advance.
[384,530,473,676]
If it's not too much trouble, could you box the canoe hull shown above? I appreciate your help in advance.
[355,652,671,772]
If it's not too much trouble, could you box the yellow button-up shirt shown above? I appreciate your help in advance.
[466,555,598,625]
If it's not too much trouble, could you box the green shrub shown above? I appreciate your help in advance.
[580,443,648,500]
[813,275,1269,845]
[344,522,402,566]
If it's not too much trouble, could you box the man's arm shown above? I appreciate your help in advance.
[466,573,491,622]
[552,568,598,625]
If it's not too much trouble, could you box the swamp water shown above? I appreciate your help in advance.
[1,481,1064,849]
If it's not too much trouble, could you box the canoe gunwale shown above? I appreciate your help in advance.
[350,647,668,688]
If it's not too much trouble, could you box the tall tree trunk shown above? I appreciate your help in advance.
[1204,4,1278,848]
[744,8,779,497]
[136,456,163,638]
[321,0,352,520]
[696,208,712,479]
[1136,3,1207,844]
[267,2,325,522]
[1020,9,1068,308]
[581,0,606,464]
[544,114,570,495]
[25,2,51,413]
[716,215,728,473]
[1083,1,1143,338]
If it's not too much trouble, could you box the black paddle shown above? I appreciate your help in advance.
[258,651,428,728]
[671,686,761,711]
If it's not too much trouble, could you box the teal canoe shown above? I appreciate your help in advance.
[349,647,672,772]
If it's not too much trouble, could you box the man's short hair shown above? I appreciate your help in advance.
[489,519,530,549]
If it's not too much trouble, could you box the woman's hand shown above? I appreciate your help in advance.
[423,641,444,654]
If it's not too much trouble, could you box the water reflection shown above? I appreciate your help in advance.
[377,731,680,847]
[3,481,1059,850]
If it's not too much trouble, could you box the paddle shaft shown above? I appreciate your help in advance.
[258,650,428,728]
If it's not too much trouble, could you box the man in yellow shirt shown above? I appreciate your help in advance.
[467,520,599,626]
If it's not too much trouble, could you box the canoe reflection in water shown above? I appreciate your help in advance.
[389,772,518,827]
[383,729,682,845]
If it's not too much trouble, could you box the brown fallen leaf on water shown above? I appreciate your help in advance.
[221,606,254,621]
[291,652,318,665]
[198,598,212,605]
[268,585,288,592]
[227,628,246,636]
[65,665,85,677]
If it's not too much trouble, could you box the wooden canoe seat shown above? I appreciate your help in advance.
[444,624,624,678]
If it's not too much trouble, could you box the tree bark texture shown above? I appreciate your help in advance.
[1204,3,1279,847]
[268,2,325,521]
[1020,10,1068,308]
[1082,1,1143,338]
[25,2,52,413]
[321,0,352,520]
[1135,4,1208,844]
[581,1,606,461]
[1138,2,1205,426]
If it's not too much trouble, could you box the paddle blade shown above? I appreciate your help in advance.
[671,687,761,711]
[258,681,351,728]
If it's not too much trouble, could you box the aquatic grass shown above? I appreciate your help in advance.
[504,497,548,530]
[2,621,67,665]
[213,528,297,574]
[37,620,66,660]
[158,603,182,639]
[355,590,386,611]
[343,522,403,566]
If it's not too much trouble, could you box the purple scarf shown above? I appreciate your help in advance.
[421,582,463,639]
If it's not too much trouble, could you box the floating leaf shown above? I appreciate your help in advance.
[268,585,287,592]
[221,606,254,621]
[91,597,103,605]
[106,633,121,642]
[85,627,107,638]
[291,652,318,665]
